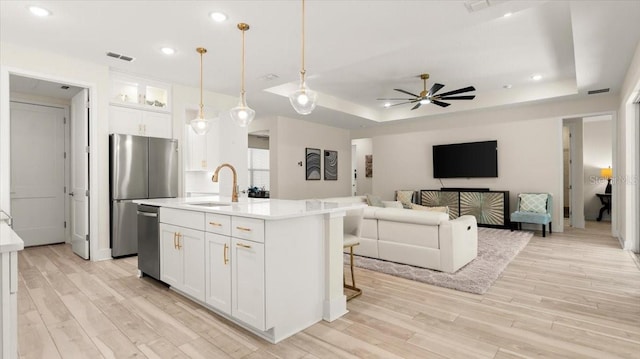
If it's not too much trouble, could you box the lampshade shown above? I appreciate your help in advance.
[230,23,255,127]
[600,167,612,179]
[190,47,211,135]
[289,0,318,115]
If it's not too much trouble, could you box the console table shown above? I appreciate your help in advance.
[596,193,611,221]
[420,189,510,229]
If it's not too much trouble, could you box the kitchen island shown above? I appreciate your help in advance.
[1,214,24,359]
[134,196,364,344]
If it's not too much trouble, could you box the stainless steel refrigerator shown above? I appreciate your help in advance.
[110,134,178,257]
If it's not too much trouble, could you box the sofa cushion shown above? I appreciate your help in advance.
[375,207,448,225]
[378,221,440,249]
[382,200,404,208]
[366,194,384,207]
[519,193,548,213]
[395,190,415,209]
[411,203,449,214]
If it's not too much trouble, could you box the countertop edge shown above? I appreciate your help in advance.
[0,222,25,253]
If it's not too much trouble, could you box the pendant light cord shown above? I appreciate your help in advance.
[199,50,204,117]
[301,0,306,77]
[241,26,246,96]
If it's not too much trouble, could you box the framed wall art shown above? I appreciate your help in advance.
[324,150,338,180]
[305,148,321,180]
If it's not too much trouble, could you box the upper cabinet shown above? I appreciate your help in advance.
[110,72,171,113]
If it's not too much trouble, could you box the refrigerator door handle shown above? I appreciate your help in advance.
[136,211,158,218]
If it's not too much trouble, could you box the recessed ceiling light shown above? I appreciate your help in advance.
[161,47,176,55]
[503,84,512,89]
[531,74,542,81]
[503,12,513,18]
[210,11,227,22]
[29,5,51,17]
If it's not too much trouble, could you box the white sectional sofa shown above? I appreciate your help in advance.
[324,196,478,273]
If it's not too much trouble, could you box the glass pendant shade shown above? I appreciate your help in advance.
[289,78,317,115]
[230,93,255,127]
[190,109,210,135]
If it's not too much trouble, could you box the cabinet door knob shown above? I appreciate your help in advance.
[236,226,252,232]
[236,242,252,249]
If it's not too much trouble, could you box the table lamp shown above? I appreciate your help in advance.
[600,167,612,194]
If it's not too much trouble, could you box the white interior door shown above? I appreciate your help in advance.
[10,102,65,246]
[71,89,90,259]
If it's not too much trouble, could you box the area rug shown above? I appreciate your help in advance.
[346,228,533,295]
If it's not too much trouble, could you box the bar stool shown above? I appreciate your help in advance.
[343,208,364,300]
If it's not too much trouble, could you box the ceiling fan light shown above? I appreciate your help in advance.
[420,98,431,105]
[289,84,317,115]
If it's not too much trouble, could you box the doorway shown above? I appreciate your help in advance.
[8,75,90,258]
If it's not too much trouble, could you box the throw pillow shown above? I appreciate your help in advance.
[411,203,449,214]
[382,200,403,208]
[366,194,384,207]
[519,193,548,213]
[395,190,415,209]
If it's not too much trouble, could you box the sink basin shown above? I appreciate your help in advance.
[187,202,232,207]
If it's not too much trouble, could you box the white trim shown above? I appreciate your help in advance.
[0,66,105,261]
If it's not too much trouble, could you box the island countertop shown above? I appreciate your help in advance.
[133,196,365,220]
[0,222,24,254]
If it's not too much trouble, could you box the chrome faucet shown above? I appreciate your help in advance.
[212,163,239,202]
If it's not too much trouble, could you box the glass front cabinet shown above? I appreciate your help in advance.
[110,72,171,112]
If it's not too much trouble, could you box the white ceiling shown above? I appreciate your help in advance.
[2,0,639,129]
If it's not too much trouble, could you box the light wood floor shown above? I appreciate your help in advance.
[17,221,640,358]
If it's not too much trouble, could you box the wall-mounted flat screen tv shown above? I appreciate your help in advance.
[433,140,498,178]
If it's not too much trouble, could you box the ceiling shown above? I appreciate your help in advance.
[2,1,639,129]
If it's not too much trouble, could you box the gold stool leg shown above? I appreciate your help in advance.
[344,245,362,301]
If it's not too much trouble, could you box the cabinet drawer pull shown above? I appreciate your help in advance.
[223,243,229,264]
[173,232,177,249]
[176,233,182,250]
[236,226,252,232]
[236,243,252,249]
[209,222,223,227]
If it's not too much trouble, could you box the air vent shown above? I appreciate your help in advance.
[60,85,70,90]
[106,52,135,62]
[464,0,508,13]
[588,88,610,95]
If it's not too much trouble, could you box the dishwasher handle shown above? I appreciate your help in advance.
[137,211,158,218]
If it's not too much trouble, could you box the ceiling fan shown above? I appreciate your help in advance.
[378,73,476,110]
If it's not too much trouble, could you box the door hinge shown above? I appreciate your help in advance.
[64,221,67,228]
[85,189,90,197]
[64,186,67,194]
[85,101,90,109]
[85,146,90,153]
[85,234,89,242]
[64,152,67,159]
[569,159,572,164]
[569,185,572,189]
[64,117,67,124]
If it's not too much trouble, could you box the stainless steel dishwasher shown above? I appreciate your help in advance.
[137,204,160,280]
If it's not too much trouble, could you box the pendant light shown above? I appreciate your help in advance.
[229,23,255,127]
[289,0,317,115]
[190,47,211,135]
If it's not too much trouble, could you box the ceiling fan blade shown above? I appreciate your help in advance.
[437,86,476,97]
[376,98,415,101]
[428,83,445,96]
[431,99,451,107]
[389,100,418,107]
[437,95,476,100]
[410,102,422,110]
[394,88,420,97]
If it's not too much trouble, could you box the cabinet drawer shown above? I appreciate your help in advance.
[160,208,204,231]
[206,213,231,235]
[232,217,265,243]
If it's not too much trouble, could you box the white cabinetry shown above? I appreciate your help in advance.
[185,120,220,171]
[1,222,24,359]
[204,213,265,330]
[110,72,171,112]
[159,209,205,301]
[109,106,172,138]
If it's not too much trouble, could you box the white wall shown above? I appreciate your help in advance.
[352,138,373,196]
[250,116,351,199]
[583,118,612,220]
[369,118,564,230]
